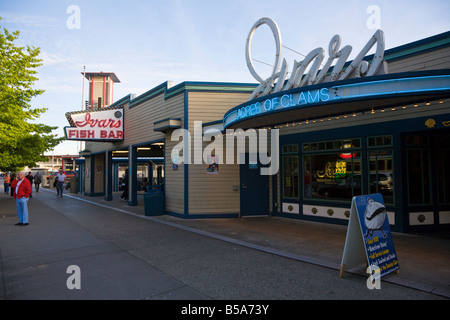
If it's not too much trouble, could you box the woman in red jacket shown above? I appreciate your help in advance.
[11,171,32,226]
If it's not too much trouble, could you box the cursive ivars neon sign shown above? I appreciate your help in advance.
[75,113,122,128]
[246,17,386,100]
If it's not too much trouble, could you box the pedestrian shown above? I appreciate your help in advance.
[10,172,17,197]
[26,171,34,198]
[55,169,66,197]
[120,169,129,201]
[10,171,32,226]
[34,172,42,192]
[4,173,11,194]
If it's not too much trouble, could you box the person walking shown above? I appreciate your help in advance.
[26,172,34,198]
[10,172,17,197]
[10,171,32,226]
[120,169,129,201]
[34,172,42,192]
[4,173,11,194]
[55,169,66,197]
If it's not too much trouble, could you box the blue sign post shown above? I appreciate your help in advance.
[340,194,399,279]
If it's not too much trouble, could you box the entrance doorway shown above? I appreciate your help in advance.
[405,129,450,227]
[240,154,269,216]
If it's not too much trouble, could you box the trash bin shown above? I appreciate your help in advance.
[144,188,164,216]
[70,176,78,193]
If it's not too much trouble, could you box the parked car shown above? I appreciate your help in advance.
[64,171,76,179]
[317,172,393,199]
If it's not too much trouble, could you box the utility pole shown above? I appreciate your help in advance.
[80,65,86,152]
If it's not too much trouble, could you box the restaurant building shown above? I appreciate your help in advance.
[70,22,450,233]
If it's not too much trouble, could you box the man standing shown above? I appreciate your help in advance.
[11,171,32,226]
[55,169,66,197]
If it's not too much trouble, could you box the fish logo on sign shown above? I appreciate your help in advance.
[364,198,388,238]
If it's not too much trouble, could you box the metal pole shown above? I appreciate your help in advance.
[80,66,86,152]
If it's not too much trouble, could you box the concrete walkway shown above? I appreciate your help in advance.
[0,186,449,299]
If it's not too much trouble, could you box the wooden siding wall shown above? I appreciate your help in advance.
[387,47,450,73]
[187,92,250,215]
[84,157,91,194]
[164,135,184,214]
[86,93,186,213]
[94,153,105,193]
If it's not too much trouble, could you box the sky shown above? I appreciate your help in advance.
[1,0,449,155]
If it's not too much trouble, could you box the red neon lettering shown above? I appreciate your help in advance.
[75,113,122,128]
[69,130,77,138]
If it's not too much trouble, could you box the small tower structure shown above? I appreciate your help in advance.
[82,72,120,109]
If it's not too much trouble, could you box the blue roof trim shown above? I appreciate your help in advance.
[224,69,450,120]
[127,81,257,109]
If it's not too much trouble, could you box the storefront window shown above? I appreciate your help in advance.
[282,145,298,198]
[303,138,361,201]
[367,135,394,204]
[368,149,394,204]
[407,149,431,205]
[437,146,450,205]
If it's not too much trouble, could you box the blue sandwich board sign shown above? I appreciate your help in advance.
[340,194,399,280]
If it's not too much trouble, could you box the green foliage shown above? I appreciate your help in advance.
[0,18,63,172]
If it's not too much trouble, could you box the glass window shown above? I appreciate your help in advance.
[437,144,450,205]
[303,138,362,201]
[407,149,431,205]
[283,155,299,198]
[368,149,394,204]
[282,144,299,198]
[368,135,393,147]
[304,152,361,201]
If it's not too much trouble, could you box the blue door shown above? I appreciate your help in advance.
[240,154,270,216]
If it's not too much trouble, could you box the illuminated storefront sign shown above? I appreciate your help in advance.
[223,74,450,128]
[64,107,124,141]
[245,17,386,100]
[232,87,330,123]
[317,161,347,179]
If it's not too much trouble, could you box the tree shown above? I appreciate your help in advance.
[0,18,63,172]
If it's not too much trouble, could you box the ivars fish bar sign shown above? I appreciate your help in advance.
[64,107,124,141]
[339,193,399,279]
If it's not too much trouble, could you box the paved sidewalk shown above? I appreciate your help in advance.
[1,186,449,299]
[0,189,209,300]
